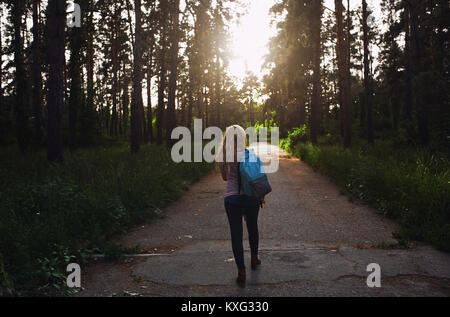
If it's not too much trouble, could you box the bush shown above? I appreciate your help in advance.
[289,141,450,251]
[281,125,309,153]
[0,144,213,295]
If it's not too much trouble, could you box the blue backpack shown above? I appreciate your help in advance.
[239,149,272,200]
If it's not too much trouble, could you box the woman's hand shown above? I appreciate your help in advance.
[260,196,266,208]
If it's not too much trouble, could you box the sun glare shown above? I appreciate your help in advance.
[228,0,276,82]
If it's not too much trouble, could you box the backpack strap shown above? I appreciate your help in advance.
[237,162,242,195]
[238,149,249,195]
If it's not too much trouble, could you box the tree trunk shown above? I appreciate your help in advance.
[214,58,222,127]
[335,0,351,147]
[0,10,4,117]
[47,0,66,162]
[362,0,374,144]
[156,1,169,145]
[32,0,43,147]
[111,9,120,137]
[310,1,323,144]
[82,1,95,145]
[166,0,180,147]
[187,69,194,130]
[131,0,144,153]
[346,0,352,125]
[122,62,130,136]
[13,0,29,155]
[68,3,84,152]
[403,3,413,121]
[408,0,429,146]
[146,64,154,143]
[249,99,255,127]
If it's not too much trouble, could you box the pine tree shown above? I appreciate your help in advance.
[166,0,181,147]
[131,0,144,153]
[47,0,66,162]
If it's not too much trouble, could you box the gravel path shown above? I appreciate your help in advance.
[76,145,450,297]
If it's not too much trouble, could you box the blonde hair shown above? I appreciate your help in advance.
[216,125,247,178]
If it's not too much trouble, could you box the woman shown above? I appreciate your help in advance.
[217,125,263,287]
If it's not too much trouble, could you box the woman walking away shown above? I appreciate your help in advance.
[217,125,264,287]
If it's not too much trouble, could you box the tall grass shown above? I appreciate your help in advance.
[0,144,213,296]
[282,139,450,251]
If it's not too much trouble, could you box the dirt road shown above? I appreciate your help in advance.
[77,145,450,297]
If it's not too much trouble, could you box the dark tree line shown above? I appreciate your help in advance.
[264,0,449,150]
[0,0,244,160]
[0,0,448,160]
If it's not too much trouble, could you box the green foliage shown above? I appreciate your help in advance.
[0,144,213,295]
[253,119,278,139]
[280,125,309,153]
[287,139,450,251]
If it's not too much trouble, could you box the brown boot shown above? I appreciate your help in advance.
[251,254,261,270]
[236,268,246,287]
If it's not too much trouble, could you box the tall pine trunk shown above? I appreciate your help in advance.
[157,1,169,145]
[111,9,120,137]
[122,62,130,136]
[166,0,180,147]
[146,64,154,143]
[346,0,352,130]
[82,1,95,145]
[409,0,429,146]
[403,3,413,121]
[47,0,66,162]
[13,0,29,154]
[131,0,144,153]
[214,58,221,127]
[68,4,84,152]
[310,1,323,144]
[362,0,374,144]
[335,0,351,148]
[0,13,3,117]
[187,62,194,130]
[32,0,43,147]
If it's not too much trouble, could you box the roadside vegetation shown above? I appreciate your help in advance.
[0,143,212,296]
[281,126,450,251]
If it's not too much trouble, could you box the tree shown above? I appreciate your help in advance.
[242,71,259,127]
[47,0,66,162]
[110,3,121,137]
[407,0,429,146]
[146,62,154,143]
[68,1,87,151]
[156,0,169,145]
[362,0,374,144]
[0,9,3,118]
[80,0,97,146]
[166,0,181,147]
[334,0,351,147]
[31,0,43,148]
[403,0,413,122]
[131,0,144,153]
[143,2,157,144]
[310,0,323,144]
[12,0,29,154]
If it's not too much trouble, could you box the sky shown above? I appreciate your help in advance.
[228,0,383,82]
[228,0,277,81]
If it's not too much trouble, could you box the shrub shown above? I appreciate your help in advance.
[290,141,450,251]
[281,125,309,153]
[0,144,213,295]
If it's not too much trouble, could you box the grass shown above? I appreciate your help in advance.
[0,143,213,296]
[281,136,450,252]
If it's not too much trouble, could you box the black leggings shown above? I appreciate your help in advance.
[225,203,260,270]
